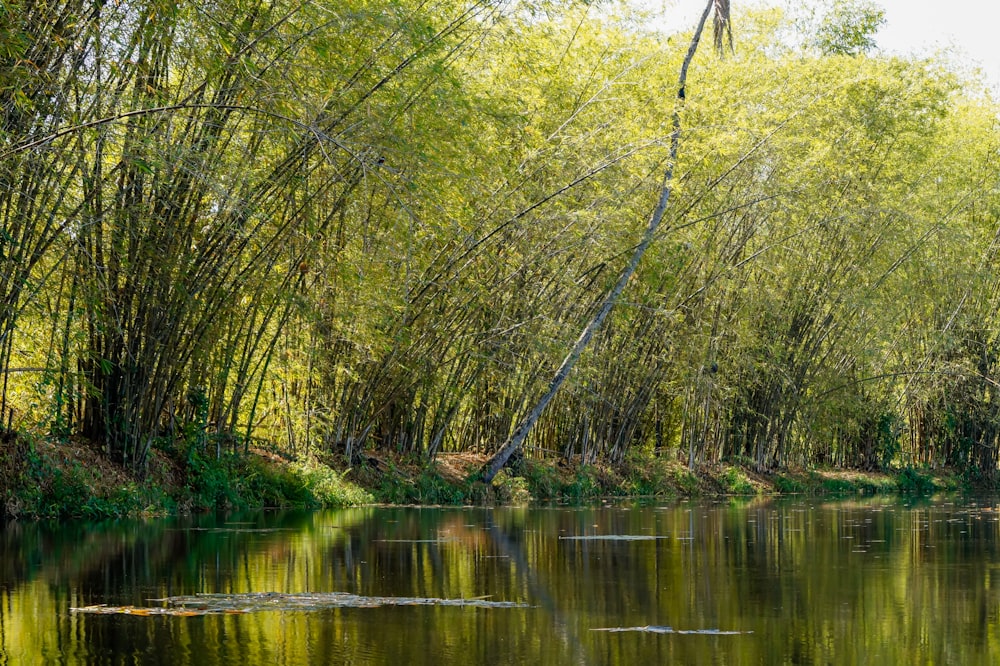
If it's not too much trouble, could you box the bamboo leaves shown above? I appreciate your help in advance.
[2,0,999,480]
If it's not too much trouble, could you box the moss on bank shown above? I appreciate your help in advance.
[0,432,977,520]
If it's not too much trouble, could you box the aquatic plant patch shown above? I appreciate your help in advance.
[71,592,530,616]
[558,535,671,541]
[592,626,752,635]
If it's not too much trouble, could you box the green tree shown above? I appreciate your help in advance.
[810,0,886,56]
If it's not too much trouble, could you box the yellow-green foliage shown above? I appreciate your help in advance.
[2,0,1000,491]
[288,460,374,507]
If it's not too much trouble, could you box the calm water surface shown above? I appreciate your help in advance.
[2,496,999,664]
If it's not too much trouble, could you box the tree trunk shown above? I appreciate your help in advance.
[477,0,722,484]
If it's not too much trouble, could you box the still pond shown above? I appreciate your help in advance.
[2,496,999,664]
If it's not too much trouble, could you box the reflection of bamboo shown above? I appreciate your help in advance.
[484,512,591,664]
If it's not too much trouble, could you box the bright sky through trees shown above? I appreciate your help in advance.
[874,0,999,91]
[659,0,1000,92]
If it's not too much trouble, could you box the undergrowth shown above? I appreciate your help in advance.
[718,467,757,495]
[179,448,372,511]
[0,426,973,521]
[0,430,371,520]
[1,433,170,520]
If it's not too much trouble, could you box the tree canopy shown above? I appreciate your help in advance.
[2,0,999,482]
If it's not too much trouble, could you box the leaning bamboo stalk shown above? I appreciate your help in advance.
[477,0,723,483]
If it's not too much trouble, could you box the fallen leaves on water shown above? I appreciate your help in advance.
[559,535,670,541]
[69,605,249,617]
[592,626,752,635]
[71,592,530,617]
[376,539,460,544]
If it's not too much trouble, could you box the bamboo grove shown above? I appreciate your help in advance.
[2,0,1000,479]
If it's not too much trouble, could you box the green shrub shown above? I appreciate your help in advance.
[291,459,373,506]
[621,449,674,496]
[563,465,602,501]
[374,477,413,504]
[819,477,853,493]
[233,458,308,507]
[521,460,560,500]
[493,470,531,503]
[895,467,937,495]
[414,468,466,505]
[774,474,806,494]
[15,443,92,519]
[666,466,700,495]
[366,461,465,505]
[719,467,756,495]
[0,433,175,519]
[184,452,243,510]
[183,454,372,510]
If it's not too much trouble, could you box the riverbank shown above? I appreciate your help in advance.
[0,432,973,520]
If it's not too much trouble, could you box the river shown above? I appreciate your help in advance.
[1,496,998,664]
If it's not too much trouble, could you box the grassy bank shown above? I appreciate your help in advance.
[351,451,968,505]
[0,432,974,520]
[0,433,371,520]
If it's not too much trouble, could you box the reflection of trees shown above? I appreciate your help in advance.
[485,509,590,664]
[0,509,367,664]
[2,503,1000,663]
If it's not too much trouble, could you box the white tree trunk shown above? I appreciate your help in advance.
[478,0,720,484]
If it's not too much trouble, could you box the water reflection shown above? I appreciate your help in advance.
[1,497,999,664]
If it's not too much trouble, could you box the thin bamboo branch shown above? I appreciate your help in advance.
[477,0,719,484]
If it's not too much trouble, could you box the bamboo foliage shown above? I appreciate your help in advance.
[2,0,1000,479]
[2,0,518,470]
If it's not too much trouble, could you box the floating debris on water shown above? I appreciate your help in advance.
[559,535,669,541]
[69,605,248,617]
[71,592,530,617]
[167,527,295,534]
[592,626,752,635]
[376,539,460,543]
